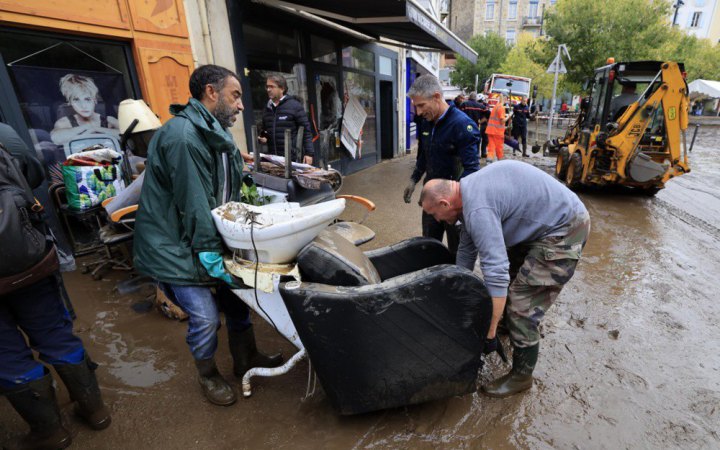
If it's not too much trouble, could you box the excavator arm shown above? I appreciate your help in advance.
[604,62,689,185]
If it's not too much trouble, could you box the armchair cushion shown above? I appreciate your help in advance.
[280,264,492,415]
[296,230,381,286]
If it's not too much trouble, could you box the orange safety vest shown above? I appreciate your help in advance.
[486,103,506,136]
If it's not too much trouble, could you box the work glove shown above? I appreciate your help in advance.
[198,251,240,288]
[403,180,417,204]
[483,337,508,363]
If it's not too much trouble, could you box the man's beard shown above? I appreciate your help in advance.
[214,96,237,128]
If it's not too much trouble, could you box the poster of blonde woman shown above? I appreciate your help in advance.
[50,74,120,145]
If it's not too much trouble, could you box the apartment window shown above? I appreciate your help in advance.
[508,0,518,19]
[486,0,495,20]
[690,11,702,27]
[506,29,516,45]
[528,0,539,18]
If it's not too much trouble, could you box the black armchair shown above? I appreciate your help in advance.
[280,230,492,415]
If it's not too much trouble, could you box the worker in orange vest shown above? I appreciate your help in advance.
[486,94,506,162]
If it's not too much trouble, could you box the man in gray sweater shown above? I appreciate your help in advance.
[420,160,590,397]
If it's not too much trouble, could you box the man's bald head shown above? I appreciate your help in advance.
[420,179,463,224]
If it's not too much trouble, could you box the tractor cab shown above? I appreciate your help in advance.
[582,60,685,132]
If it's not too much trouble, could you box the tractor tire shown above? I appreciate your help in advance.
[555,147,570,181]
[565,152,583,190]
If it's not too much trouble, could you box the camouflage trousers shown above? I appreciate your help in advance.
[505,209,591,348]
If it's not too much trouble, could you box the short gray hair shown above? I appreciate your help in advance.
[266,74,288,94]
[469,92,477,100]
[407,74,442,99]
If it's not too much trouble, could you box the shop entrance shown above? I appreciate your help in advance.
[379,80,394,159]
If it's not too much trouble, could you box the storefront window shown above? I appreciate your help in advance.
[342,46,375,72]
[311,35,337,64]
[247,61,308,141]
[243,23,300,58]
[342,72,376,159]
[379,56,392,77]
[314,74,342,162]
[0,30,136,182]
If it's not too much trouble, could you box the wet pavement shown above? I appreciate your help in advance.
[2,129,719,449]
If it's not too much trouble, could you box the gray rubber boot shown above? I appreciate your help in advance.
[3,373,72,450]
[228,326,283,378]
[481,343,539,398]
[54,355,111,430]
[194,358,236,406]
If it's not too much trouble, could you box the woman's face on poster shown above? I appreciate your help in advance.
[70,92,97,119]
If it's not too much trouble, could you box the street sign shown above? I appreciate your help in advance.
[547,55,567,74]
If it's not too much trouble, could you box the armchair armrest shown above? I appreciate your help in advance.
[365,237,452,281]
[110,205,138,224]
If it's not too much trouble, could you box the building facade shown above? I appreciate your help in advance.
[671,0,720,43]
[448,0,557,44]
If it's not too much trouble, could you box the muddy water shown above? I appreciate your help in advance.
[2,131,719,449]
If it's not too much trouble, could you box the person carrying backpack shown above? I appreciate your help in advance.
[0,122,111,449]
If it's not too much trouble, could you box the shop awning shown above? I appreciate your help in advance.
[256,0,478,63]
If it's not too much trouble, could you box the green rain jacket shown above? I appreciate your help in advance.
[133,98,243,285]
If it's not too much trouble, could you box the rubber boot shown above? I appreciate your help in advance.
[53,355,111,431]
[194,358,236,406]
[3,373,72,450]
[481,343,539,398]
[228,326,283,379]
[522,142,529,157]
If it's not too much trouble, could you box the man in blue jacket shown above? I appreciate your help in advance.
[258,74,314,164]
[134,65,282,407]
[403,75,481,259]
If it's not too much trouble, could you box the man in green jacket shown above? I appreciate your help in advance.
[134,65,282,406]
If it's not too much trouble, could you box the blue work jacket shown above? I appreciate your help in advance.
[411,105,481,184]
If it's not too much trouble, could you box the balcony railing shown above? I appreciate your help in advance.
[522,16,542,27]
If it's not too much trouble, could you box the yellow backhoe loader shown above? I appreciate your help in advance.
[552,60,692,195]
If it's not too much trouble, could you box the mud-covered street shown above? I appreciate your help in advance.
[2,129,719,449]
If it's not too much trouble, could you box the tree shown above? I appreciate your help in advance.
[652,29,720,81]
[499,32,559,100]
[543,0,673,85]
[450,33,509,92]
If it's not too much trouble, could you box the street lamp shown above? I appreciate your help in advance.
[672,0,685,26]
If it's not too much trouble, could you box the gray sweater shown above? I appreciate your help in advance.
[456,160,587,297]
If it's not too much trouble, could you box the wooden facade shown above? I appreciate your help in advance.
[0,0,194,122]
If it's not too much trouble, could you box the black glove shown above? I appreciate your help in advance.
[483,337,508,363]
[403,180,417,204]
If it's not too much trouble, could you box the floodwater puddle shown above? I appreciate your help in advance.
[92,310,176,388]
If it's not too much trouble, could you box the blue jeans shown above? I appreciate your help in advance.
[158,283,251,361]
[0,275,85,388]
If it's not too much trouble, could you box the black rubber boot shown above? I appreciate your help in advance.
[522,142,529,157]
[481,343,539,398]
[54,355,111,431]
[228,326,283,379]
[194,358,236,406]
[3,373,72,450]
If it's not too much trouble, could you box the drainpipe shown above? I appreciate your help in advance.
[198,0,214,64]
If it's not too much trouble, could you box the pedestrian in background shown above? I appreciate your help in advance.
[419,160,590,398]
[486,94,506,162]
[258,74,314,164]
[511,98,530,157]
[1,122,111,449]
[460,92,488,161]
[403,75,480,260]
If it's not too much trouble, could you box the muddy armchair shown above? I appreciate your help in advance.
[279,230,492,415]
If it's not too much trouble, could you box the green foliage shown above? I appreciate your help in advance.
[499,33,558,99]
[450,33,510,91]
[543,0,674,85]
[651,29,720,81]
[240,182,271,206]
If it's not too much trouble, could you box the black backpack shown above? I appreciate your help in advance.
[0,142,47,277]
